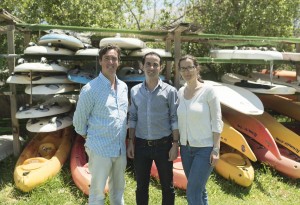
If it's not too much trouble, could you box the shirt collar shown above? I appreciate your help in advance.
[142,78,163,92]
[99,72,120,88]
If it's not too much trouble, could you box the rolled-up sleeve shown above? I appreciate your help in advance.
[208,88,223,133]
[168,88,179,131]
[73,86,94,136]
[128,88,138,129]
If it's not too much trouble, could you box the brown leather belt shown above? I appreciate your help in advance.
[135,136,171,147]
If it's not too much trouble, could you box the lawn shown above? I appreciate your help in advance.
[1,119,300,205]
[1,149,300,205]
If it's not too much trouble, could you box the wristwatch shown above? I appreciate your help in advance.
[212,147,220,156]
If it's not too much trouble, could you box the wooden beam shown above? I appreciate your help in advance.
[165,33,172,82]
[7,24,21,156]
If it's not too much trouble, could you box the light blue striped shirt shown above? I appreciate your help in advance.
[73,73,128,157]
[128,79,178,140]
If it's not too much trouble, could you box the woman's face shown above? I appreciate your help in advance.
[179,58,199,82]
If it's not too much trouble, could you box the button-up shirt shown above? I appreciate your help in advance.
[73,73,128,157]
[128,79,178,140]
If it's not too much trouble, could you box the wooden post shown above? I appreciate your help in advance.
[7,24,21,156]
[165,34,173,82]
[173,23,189,89]
[296,43,300,101]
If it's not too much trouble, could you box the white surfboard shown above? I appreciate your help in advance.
[67,68,97,84]
[38,33,84,50]
[75,48,99,56]
[6,74,73,84]
[210,49,283,60]
[16,96,72,119]
[281,52,300,61]
[204,80,264,115]
[14,62,69,73]
[128,48,172,57]
[99,34,146,49]
[24,45,75,55]
[250,72,300,93]
[221,73,296,95]
[26,114,73,132]
[25,84,76,95]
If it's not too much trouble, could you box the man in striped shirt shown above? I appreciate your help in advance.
[73,45,128,205]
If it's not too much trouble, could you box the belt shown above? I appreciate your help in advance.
[135,136,171,147]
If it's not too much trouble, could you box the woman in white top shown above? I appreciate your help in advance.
[177,55,223,205]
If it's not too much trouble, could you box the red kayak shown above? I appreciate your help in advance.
[222,105,281,160]
[246,137,300,179]
[151,155,187,190]
[70,135,108,195]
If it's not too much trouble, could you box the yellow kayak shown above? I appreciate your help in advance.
[221,118,257,162]
[215,152,254,187]
[14,127,73,192]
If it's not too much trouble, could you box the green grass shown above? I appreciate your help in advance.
[1,120,300,205]
[1,154,300,205]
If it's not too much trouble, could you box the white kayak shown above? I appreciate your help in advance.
[25,84,76,95]
[14,62,69,73]
[210,49,283,60]
[221,73,296,95]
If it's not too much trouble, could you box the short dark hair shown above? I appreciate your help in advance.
[99,44,121,61]
[142,52,162,66]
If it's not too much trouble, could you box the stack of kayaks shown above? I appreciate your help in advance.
[14,127,74,192]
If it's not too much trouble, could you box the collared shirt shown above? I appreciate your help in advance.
[73,72,128,157]
[128,79,178,140]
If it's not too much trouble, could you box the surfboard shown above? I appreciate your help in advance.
[214,152,254,187]
[246,137,300,179]
[204,80,264,115]
[24,45,75,56]
[6,73,73,84]
[128,48,172,57]
[38,33,84,50]
[253,112,300,157]
[75,48,99,56]
[257,94,300,121]
[210,49,283,60]
[16,96,72,119]
[222,105,281,160]
[25,84,76,95]
[26,114,73,133]
[99,35,146,49]
[67,68,97,84]
[281,52,300,61]
[250,72,300,93]
[221,73,296,95]
[14,62,69,73]
[0,135,24,161]
[221,118,257,162]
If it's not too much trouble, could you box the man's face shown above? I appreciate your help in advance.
[143,54,161,79]
[99,49,119,76]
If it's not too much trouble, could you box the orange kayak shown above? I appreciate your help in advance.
[70,135,108,195]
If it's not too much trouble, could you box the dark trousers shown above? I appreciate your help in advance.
[134,137,175,205]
